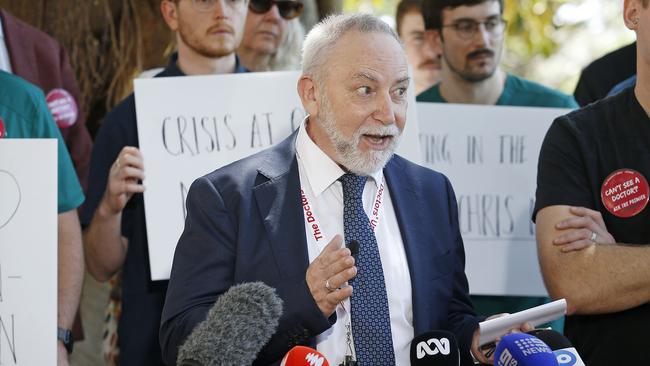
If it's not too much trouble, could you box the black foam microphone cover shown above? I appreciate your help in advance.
[177,282,283,366]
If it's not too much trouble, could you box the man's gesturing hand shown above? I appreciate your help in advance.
[306,235,357,317]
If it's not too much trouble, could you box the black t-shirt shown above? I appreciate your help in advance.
[534,87,650,366]
[81,63,183,366]
[81,57,246,366]
[574,42,637,106]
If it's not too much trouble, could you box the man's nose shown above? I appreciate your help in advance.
[373,93,396,124]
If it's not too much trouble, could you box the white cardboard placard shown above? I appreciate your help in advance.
[417,102,570,296]
[0,139,57,365]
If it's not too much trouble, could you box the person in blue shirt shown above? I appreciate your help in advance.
[80,0,249,364]
[0,70,84,366]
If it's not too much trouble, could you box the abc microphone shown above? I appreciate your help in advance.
[410,330,460,366]
[527,329,585,366]
[280,346,330,366]
[176,282,283,366]
[494,333,558,366]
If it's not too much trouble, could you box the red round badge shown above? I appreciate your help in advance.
[601,169,649,218]
[45,88,78,128]
[0,117,5,138]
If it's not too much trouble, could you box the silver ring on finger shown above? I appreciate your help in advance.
[590,231,597,243]
[325,279,334,292]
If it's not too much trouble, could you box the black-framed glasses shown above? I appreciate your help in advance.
[442,17,507,40]
[186,0,247,13]
[249,0,304,20]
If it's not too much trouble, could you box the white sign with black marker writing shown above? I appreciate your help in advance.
[0,139,57,365]
[135,71,422,280]
[417,103,570,296]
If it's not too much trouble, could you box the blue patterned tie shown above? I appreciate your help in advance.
[340,173,396,365]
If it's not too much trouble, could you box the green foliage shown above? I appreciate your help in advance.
[504,0,573,59]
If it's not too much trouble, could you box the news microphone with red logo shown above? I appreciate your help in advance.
[410,330,460,366]
[527,329,586,366]
[280,346,330,366]
[494,333,558,366]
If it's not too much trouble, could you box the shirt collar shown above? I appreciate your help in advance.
[0,16,4,39]
[295,117,383,196]
[160,53,248,77]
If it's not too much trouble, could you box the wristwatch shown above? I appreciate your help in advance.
[57,327,74,354]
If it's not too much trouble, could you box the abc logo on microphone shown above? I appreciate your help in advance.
[416,337,451,359]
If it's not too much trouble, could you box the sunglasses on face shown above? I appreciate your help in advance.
[249,0,304,20]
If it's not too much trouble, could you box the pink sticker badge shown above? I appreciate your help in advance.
[0,116,5,138]
[601,169,649,218]
[46,88,78,128]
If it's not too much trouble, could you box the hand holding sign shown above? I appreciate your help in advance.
[102,146,145,215]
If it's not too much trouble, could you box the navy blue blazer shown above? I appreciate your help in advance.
[160,130,479,365]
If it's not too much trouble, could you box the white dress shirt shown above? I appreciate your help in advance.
[295,120,414,365]
[0,17,12,73]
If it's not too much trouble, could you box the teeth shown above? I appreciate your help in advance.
[368,136,384,143]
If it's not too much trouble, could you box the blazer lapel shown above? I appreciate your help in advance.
[253,131,310,279]
[384,156,434,334]
[1,10,35,81]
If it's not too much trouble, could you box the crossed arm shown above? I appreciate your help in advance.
[536,205,650,315]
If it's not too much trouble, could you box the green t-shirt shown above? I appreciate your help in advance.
[0,71,84,213]
[417,73,576,330]
[417,73,579,108]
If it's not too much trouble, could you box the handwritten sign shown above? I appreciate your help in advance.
[0,139,57,365]
[417,103,571,297]
[135,70,422,280]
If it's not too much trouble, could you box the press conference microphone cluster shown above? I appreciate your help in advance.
[410,330,460,366]
[177,282,283,366]
[527,329,586,366]
[280,346,330,366]
[494,333,558,366]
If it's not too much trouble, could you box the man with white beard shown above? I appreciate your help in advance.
[161,13,524,366]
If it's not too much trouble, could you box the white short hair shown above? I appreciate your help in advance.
[301,13,403,82]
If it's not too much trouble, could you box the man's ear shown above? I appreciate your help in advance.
[160,0,180,31]
[297,75,320,118]
[623,0,640,30]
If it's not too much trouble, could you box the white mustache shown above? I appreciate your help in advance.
[356,124,401,138]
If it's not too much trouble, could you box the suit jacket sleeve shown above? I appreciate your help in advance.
[443,175,480,365]
[160,175,333,365]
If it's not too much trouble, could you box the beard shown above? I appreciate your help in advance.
[319,95,401,176]
[444,48,498,83]
[177,19,236,58]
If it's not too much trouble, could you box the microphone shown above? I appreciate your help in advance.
[177,282,283,366]
[527,329,586,366]
[494,333,558,366]
[410,330,460,366]
[347,239,359,255]
[280,346,330,366]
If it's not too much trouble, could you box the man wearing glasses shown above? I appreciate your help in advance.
[81,1,249,365]
[416,0,577,332]
[417,0,576,107]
